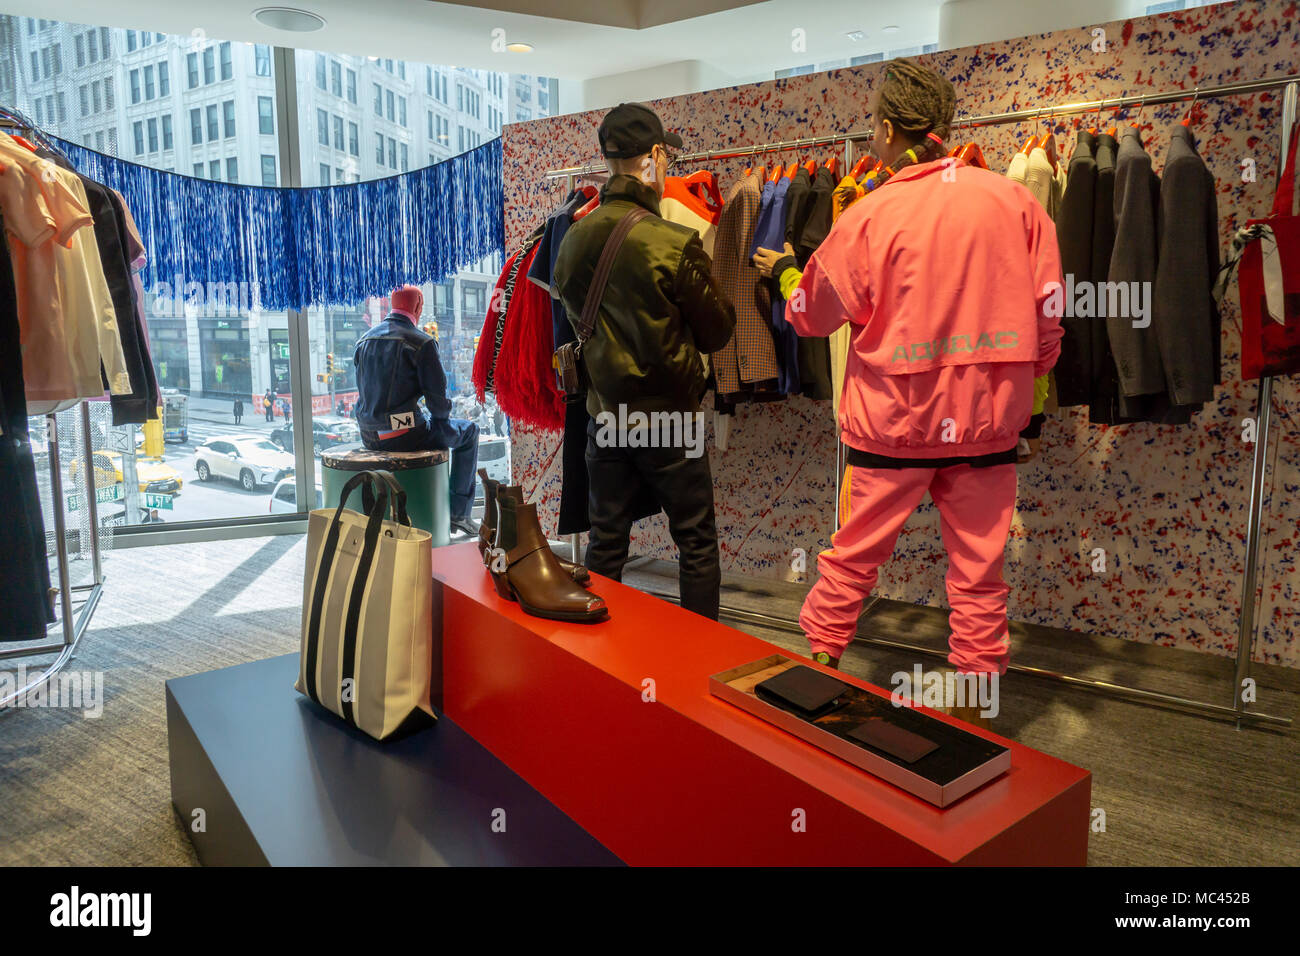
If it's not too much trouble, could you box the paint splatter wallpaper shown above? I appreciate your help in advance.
[500,0,1300,666]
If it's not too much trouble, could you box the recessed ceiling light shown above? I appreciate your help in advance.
[846,31,864,42]
[506,41,534,53]
[253,7,326,32]
[882,25,900,34]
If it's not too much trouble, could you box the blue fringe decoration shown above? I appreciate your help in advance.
[52,136,503,312]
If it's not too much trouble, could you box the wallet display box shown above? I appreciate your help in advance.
[710,655,1011,807]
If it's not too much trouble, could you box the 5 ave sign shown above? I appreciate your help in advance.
[68,483,124,511]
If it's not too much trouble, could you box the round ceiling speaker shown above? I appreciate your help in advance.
[253,7,327,32]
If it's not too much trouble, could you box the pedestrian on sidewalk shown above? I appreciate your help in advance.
[282,399,292,425]
[233,397,244,425]
[263,389,275,422]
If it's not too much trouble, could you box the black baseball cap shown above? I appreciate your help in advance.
[598,102,683,158]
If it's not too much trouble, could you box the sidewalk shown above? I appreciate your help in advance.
[186,396,282,432]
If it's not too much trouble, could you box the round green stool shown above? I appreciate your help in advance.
[321,445,450,546]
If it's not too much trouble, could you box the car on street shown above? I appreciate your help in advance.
[268,477,324,514]
[270,417,360,455]
[69,450,184,495]
[474,434,510,504]
[194,436,295,491]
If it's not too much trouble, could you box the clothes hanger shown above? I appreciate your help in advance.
[1040,108,1059,167]
[784,159,800,179]
[850,153,872,178]
[824,154,841,177]
[1181,86,1201,127]
[958,142,989,170]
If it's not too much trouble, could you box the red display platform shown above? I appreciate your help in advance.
[435,543,1090,865]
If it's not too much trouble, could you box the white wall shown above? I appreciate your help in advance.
[565,59,741,113]
[939,0,1137,50]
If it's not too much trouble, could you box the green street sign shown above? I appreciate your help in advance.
[68,483,124,511]
[144,493,174,510]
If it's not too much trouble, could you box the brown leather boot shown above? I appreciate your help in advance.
[491,494,608,623]
[477,469,498,564]
[496,485,591,586]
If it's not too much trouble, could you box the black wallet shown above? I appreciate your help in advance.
[846,720,939,764]
[754,666,850,719]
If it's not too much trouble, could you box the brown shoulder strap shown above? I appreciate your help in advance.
[575,205,650,346]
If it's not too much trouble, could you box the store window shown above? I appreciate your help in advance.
[198,320,252,398]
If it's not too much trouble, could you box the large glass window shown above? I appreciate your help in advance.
[0,16,555,528]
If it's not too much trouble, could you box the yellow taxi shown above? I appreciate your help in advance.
[69,450,184,496]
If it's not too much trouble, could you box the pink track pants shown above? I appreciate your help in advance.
[800,462,1018,674]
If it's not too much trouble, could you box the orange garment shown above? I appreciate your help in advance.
[831,174,865,222]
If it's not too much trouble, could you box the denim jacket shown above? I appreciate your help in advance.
[352,314,451,435]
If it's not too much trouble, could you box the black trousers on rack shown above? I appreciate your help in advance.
[0,223,54,640]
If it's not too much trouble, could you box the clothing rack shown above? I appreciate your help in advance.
[0,115,105,710]
[539,73,1298,727]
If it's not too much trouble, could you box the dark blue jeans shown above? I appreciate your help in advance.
[363,418,479,521]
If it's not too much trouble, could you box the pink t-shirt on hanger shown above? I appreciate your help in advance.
[0,140,87,408]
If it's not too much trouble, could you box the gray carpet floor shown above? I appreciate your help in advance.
[1,536,1295,867]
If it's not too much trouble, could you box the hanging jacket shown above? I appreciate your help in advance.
[1152,124,1221,406]
[552,174,735,418]
[1108,128,1163,398]
[1053,131,1099,407]
[784,159,1063,458]
[796,165,836,266]
[710,171,780,394]
[752,174,800,394]
[1089,131,1123,424]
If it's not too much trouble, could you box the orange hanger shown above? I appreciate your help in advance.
[850,154,872,178]
[1181,87,1201,127]
[683,170,724,213]
[784,161,799,179]
[768,165,783,184]
[824,155,841,177]
[804,158,818,176]
[573,193,600,221]
[958,142,989,170]
[1038,129,1058,167]
[9,134,38,152]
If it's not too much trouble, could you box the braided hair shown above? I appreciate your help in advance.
[865,59,957,192]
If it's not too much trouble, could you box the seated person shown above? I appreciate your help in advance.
[353,284,479,537]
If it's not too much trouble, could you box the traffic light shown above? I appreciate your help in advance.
[326,353,335,375]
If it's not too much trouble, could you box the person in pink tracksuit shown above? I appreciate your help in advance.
[755,60,1063,679]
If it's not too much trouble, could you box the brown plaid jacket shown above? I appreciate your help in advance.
[711,172,780,393]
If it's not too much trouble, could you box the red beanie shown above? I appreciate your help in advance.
[390,285,424,322]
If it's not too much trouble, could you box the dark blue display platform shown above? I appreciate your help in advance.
[166,653,621,866]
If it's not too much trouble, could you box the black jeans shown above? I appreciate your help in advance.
[584,419,721,620]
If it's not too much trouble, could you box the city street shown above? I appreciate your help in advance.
[63,404,303,527]
[61,397,505,528]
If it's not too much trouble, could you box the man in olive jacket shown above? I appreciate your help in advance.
[552,103,736,619]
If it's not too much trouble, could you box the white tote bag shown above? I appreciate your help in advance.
[296,470,435,741]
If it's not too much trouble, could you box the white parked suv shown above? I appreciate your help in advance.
[195,436,295,492]
[268,477,324,514]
